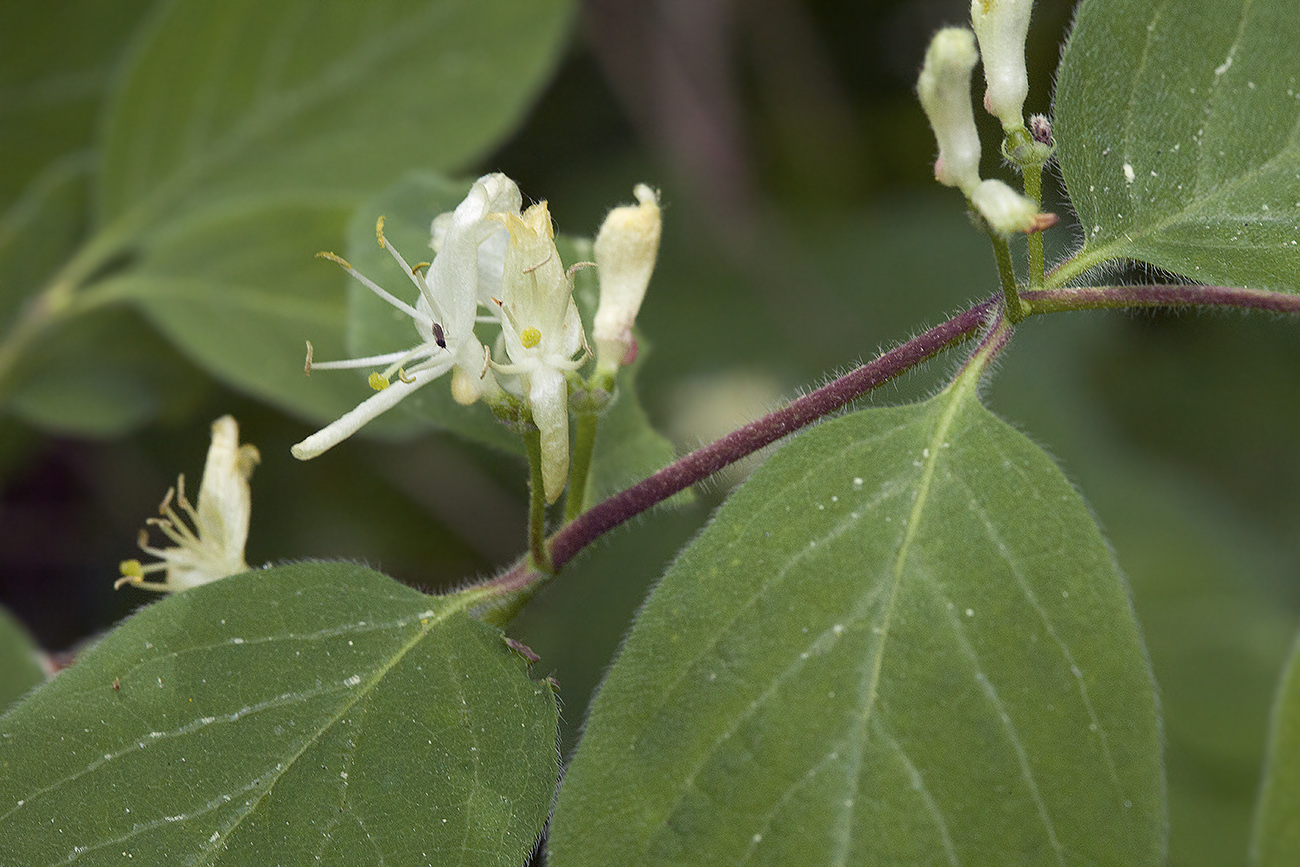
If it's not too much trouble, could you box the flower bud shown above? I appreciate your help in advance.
[593,184,661,373]
[970,179,1057,235]
[917,28,982,194]
[971,0,1033,132]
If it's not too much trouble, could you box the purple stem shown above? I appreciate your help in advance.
[483,296,998,593]
[1024,283,1300,314]
[480,280,1300,597]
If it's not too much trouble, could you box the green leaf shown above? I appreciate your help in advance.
[1054,0,1300,291]
[1253,633,1300,866]
[988,315,1299,867]
[0,157,209,435]
[47,0,571,424]
[0,0,153,211]
[0,155,91,329]
[0,606,44,712]
[0,563,559,866]
[7,304,210,436]
[97,0,573,226]
[550,372,1164,865]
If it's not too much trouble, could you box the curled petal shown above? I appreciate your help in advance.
[291,362,451,459]
[196,416,260,561]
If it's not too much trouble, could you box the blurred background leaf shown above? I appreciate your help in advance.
[0,0,155,213]
[1253,633,1300,866]
[87,0,575,428]
[0,604,44,711]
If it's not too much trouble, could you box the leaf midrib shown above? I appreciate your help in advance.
[189,599,466,865]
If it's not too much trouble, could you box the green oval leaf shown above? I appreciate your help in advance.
[1055,0,1300,291]
[1253,633,1300,866]
[0,563,558,866]
[550,374,1164,865]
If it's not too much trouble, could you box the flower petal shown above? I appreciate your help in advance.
[291,361,451,459]
[528,366,570,504]
[195,416,259,566]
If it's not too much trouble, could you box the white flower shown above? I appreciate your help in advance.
[116,416,260,592]
[292,173,522,460]
[970,178,1057,234]
[917,28,982,194]
[489,201,588,503]
[971,0,1033,131]
[593,184,661,373]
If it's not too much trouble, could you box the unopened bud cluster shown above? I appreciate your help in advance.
[916,1,1056,236]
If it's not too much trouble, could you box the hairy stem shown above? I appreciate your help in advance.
[989,235,1025,323]
[482,297,998,596]
[564,411,599,523]
[1022,164,1046,290]
[1023,284,1300,316]
[523,427,554,574]
[474,279,1300,606]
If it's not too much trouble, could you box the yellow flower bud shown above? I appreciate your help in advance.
[593,184,661,373]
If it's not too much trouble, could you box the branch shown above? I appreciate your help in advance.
[1023,283,1300,316]
[481,296,997,595]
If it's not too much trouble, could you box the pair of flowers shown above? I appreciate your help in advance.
[117,177,661,593]
[294,174,660,506]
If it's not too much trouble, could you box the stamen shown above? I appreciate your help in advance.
[521,326,542,349]
[412,261,431,275]
[315,249,433,329]
[375,215,387,249]
[567,261,596,277]
[377,223,438,314]
[524,251,553,274]
[316,251,351,269]
[432,322,447,349]
[304,340,314,376]
[369,372,390,391]
[397,368,415,384]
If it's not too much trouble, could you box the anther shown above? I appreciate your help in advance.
[316,251,351,269]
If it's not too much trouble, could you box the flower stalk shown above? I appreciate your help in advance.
[524,425,555,574]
